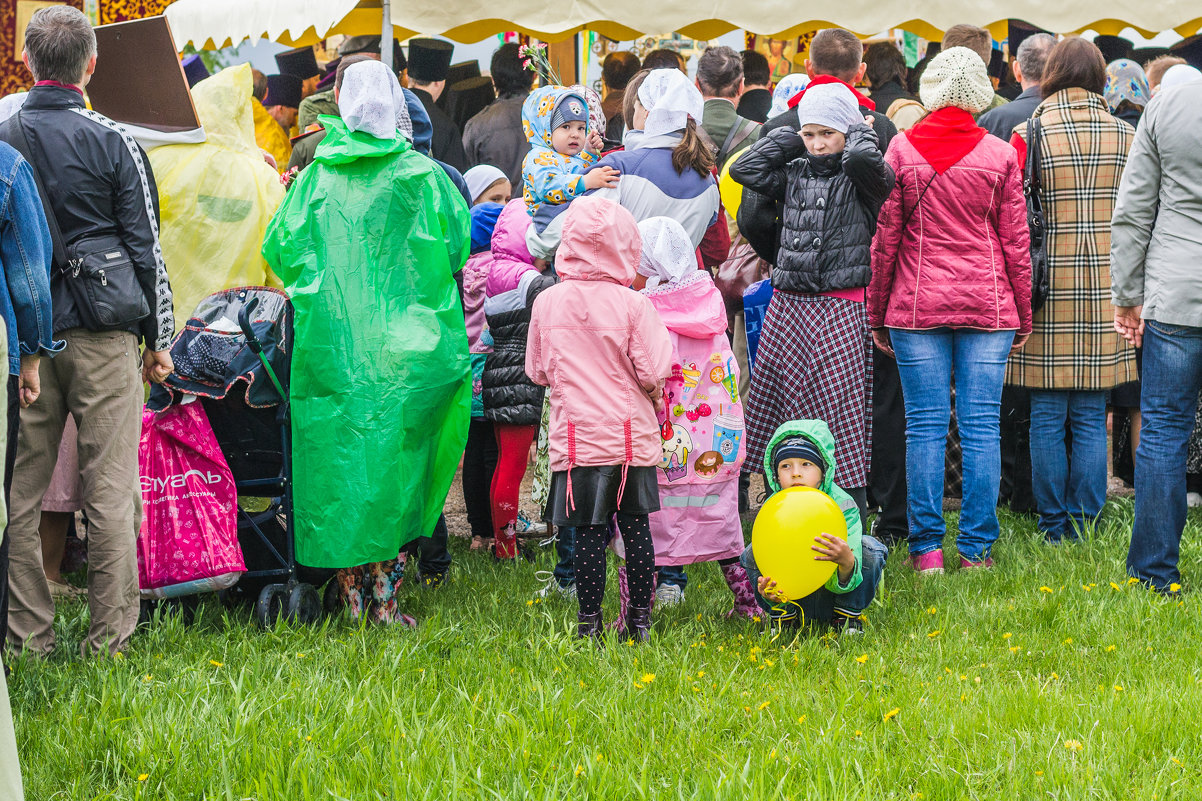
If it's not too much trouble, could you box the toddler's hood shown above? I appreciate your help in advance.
[555,195,640,285]
[522,85,587,149]
[764,419,838,495]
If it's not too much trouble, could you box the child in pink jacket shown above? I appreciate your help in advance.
[526,196,674,642]
[632,216,758,620]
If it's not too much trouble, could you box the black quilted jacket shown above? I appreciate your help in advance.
[482,272,556,425]
[731,124,895,293]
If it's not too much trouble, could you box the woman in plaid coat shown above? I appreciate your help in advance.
[1008,39,1138,542]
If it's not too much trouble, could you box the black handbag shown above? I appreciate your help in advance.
[1023,116,1051,313]
[0,111,149,331]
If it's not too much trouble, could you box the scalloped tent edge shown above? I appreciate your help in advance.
[163,1,1202,50]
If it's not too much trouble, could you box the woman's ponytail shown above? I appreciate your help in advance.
[672,118,716,178]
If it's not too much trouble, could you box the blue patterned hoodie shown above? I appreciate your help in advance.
[521,86,597,216]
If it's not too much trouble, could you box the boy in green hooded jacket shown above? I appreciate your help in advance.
[740,419,887,633]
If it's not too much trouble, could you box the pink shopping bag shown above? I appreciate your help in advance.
[138,401,244,597]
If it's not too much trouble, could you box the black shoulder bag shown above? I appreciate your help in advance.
[1023,116,1051,313]
[0,111,149,331]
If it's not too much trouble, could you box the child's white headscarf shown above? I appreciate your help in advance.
[636,216,695,288]
[770,74,809,118]
[339,60,413,141]
[637,69,704,138]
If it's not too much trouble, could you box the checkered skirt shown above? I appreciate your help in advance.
[742,292,873,486]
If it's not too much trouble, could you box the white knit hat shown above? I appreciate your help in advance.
[919,46,995,114]
[794,83,864,133]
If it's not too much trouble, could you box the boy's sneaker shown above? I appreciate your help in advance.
[654,583,685,606]
[908,550,944,574]
[831,614,864,636]
[959,555,994,570]
[514,512,548,537]
[535,572,577,600]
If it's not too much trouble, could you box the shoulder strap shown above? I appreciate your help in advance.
[1024,116,1043,208]
[2,111,67,272]
[717,117,757,170]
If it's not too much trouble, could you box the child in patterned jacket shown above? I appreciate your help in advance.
[521,85,619,216]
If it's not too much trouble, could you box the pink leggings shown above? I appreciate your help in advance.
[490,423,536,558]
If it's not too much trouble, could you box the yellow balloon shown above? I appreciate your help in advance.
[719,149,746,220]
[751,486,848,601]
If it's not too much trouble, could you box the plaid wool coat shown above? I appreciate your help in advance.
[1006,88,1138,390]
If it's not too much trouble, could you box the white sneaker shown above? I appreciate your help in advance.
[1188,492,1202,508]
[654,583,685,606]
[535,571,577,600]
[515,513,548,536]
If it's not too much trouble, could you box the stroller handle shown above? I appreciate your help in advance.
[238,296,264,354]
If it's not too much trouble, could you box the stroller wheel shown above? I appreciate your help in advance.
[285,584,322,625]
[253,583,287,628]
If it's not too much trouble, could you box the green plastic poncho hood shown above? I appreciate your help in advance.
[262,116,471,568]
[762,418,864,594]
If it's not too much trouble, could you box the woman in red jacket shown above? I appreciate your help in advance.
[868,47,1032,574]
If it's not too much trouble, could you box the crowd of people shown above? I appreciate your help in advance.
[0,1,1198,673]
[3,5,1202,793]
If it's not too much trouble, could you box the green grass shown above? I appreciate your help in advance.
[10,499,1202,800]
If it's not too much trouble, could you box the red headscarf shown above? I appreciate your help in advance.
[903,106,986,173]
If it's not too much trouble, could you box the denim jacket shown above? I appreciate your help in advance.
[0,141,60,374]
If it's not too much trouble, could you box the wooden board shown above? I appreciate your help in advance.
[87,15,199,132]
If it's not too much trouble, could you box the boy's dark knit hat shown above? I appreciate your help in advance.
[772,436,826,475]
[551,93,589,131]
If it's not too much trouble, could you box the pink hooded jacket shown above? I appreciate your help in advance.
[526,196,674,476]
[867,133,1033,334]
[484,199,537,299]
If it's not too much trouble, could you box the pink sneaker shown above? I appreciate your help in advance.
[909,550,944,574]
[959,555,994,570]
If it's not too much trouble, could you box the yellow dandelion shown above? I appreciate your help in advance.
[758,701,770,711]
[574,764,585,778]
[296,653,306,659]
[1171,757,1183,767]
[1170,583,1182,593]
[1110,582,1122,591]
[856,653,869,664]
[1002,632,1012,639]
[526,600,534,606]
[1010,645,1021,653]
[944,667,952,674]
[1063,638,1073,645]
[305,736,312,742]
[1127,577,1140,585]
[1114,685,1123,692]
[1064,739,1084,752]
[928,629,941,638]
[1050,672,1059,680]
[209,660,223,668]
[640,672,655,684]
[143,675,153,682]
[1039,586,1053,593]
[596,754,604,763]
[1105,645,1116,652]
[853,729,862,737]
[633,682,644,689]
[927,606,937,614]
[883,707,900,722]
[137,774,149,782]
[798,715,807,724]
[1082,584,1092,592]
[691,685,701,693]
[697,670,706,678]
[1035,770,1044,776]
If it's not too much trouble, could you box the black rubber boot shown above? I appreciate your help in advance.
[577,611,603,640]
[625,605,652,643]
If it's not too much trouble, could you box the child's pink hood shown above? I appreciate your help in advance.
[642,272,727,339]
[484,199,537,298]
[554,194,641,286]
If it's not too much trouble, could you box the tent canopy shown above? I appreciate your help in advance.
[164,0,1202,50]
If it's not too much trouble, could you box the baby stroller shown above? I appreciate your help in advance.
[148,286,334,627]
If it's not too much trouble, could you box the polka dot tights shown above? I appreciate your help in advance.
[576,513,655,617]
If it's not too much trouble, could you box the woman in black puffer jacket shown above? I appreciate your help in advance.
[481,199,556,559]
[730,83,894,517]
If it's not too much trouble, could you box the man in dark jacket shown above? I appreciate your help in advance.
[3,5,174,658]
[408,38,468,172]
[736,50,773,123]
[738,27,905,546]
[462,43,534,198]
[977,33,1054,141]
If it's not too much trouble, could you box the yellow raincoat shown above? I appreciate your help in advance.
[252,96,291,171]
[149,64,286,325]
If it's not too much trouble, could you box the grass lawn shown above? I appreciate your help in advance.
[9,499,1202,800]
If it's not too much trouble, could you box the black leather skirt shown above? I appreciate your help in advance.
[547,465,660,526]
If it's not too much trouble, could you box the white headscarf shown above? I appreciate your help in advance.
[339,60,413,141]
[464,164,507,203]
[770,74,809,118]
[636,216,695,288]
[1159,63,1202,93]
[794,83,863,132]
[637,69,704,138]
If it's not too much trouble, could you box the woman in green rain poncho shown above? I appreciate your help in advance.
[262,60,471,625]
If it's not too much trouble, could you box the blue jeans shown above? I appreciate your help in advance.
[753,534,886,622]
[1029,390,1108,540]
[553,526,576,587]
[892,328,1014,561]
[657,565,688,590]
[1128,320,1202,590]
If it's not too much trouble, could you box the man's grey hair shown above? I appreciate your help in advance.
[1016,33,1056,83]
[24,6,96,85]
[696,46,743,98]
